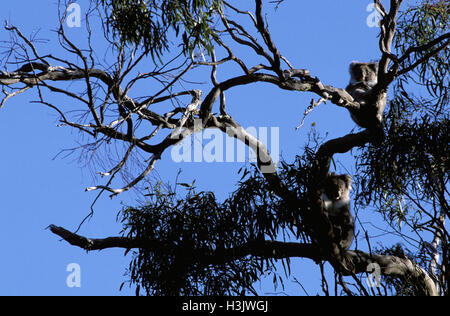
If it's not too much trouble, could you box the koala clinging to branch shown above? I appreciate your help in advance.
[345,61,387,130]
[321,172,354,250]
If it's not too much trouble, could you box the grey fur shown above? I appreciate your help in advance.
[345,61,387,129]
[322,172,354,250]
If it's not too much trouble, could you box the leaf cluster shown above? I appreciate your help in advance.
[100,0,223,61]
[394,0,449,106]
[118,150,318,295]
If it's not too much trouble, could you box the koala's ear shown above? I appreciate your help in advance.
[327,172,338,179]
[340,174,352,187]
[369,62,379,73]
[349,61,360,74]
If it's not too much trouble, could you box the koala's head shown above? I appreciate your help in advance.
[323,173,352,201]
[349,62,378,85]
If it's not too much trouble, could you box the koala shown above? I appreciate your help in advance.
[345,61,387,130]
[321,172,354,251]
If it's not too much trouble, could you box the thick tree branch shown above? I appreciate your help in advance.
[199,71,359,124]
[48,224,438,295]
[48,225,143,250]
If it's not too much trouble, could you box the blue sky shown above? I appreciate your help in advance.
[0,0,396,295]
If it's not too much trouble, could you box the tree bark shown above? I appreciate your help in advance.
[48,224,438,295]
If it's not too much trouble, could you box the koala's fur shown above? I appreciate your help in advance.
[345,61,387,130]
[322,172,354,250]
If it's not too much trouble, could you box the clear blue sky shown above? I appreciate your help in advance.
[0,0,393,295]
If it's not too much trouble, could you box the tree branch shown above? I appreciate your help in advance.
[48,224,438,295]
